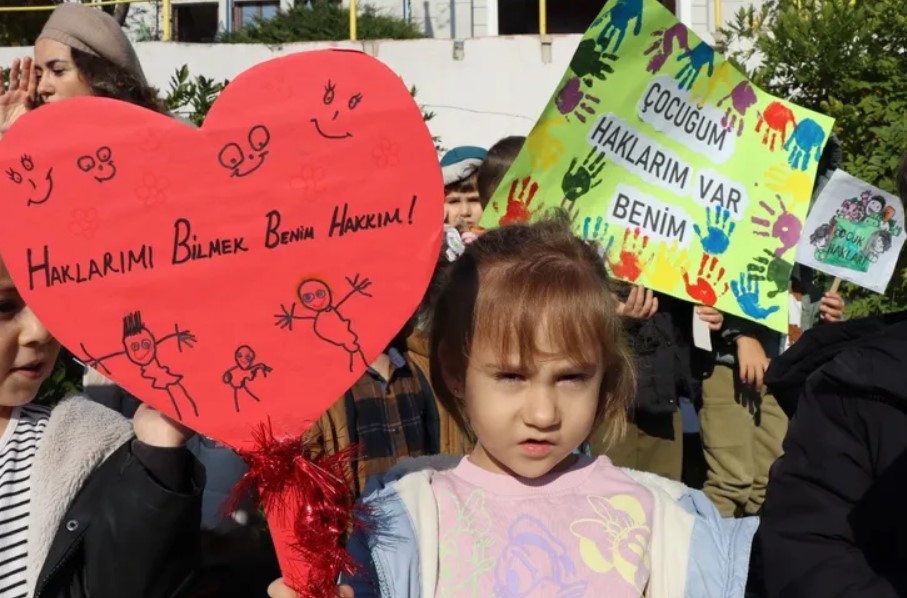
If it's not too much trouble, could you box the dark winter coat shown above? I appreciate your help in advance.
[28,397,203,598]
[753,311,907,597]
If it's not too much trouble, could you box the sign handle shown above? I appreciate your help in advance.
[830,277,842,294]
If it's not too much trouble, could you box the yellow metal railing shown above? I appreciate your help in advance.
[0,0,170,41]
[539,0,546,35]
[349,0,357,40]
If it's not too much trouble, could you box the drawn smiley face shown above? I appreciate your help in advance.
[310,80,363,140]
[6,154,54,207]
[218,125,271,178]
[235,345,255,370]
[123,329,157,366]
[297,279,332,312]
[77,146,117,183]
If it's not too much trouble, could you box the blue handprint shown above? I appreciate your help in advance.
[581,216,613,260]
[693,205,736,255]
[594,0,643,53]
[730,273,780,320]
[784,118,826,172]
[675,42,715,91]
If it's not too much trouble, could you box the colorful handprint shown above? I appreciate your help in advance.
[569,39,618,85]
[746,249,792,299]
[763,163,812,204]
[646,240,689,291]
[594,0,643,53]
[731,273,780,320]
[682,254,728,306]
[607,228,652,283]
[785,118,826,172]
[556,77,601,124]
[499,176,541,226]
[528,117,566,171]
[643,23,690,74]
[717,81,757,137]
[562,149,606,202]
[674,42,715,92]
[693,204,736,255]
[689,61,733,108]
[582,215,610,243]
[751,194,802,257]
[755,102,796,151]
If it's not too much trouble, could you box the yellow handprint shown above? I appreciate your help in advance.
[645,241,689,292]
[689,61,733,109]
[764,162,814,205]
[528,116,566,170]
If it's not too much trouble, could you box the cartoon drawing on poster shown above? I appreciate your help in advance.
[275,274,372,371]
[6,154,54,206]
[77,146,117,183]
[478,0,836,332]
[796,170,905,293]
[223,345,272,412]
[81,311,199,420]
[310,79,362,140]
[218,125,271,177]
[0,45,465,596]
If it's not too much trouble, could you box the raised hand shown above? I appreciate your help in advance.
[0,58,36,140]
[346,274,373,297]
[175,327,197,351]
[275,303,299,331]
[730,273,780,320]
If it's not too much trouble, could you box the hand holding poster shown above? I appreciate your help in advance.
[478,0,835,333]
[0,50,443,595]
[796,170,906,293]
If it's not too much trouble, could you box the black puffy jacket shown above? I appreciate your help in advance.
[28,397,203,598]
[754,312,907,597]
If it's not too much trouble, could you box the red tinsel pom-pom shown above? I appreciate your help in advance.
[229,422,364,597]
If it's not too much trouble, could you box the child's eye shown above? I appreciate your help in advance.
[494,372,524,382]
[0,299,21,318]
[559,373,591,384]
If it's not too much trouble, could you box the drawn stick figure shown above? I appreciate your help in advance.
[223,344,272,413]
[81,311,199,421]
[275,274,372,372]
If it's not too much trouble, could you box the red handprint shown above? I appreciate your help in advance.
[607,228,651,283]
[754,102,797,151]
[499,176,541,226]
[683,254,729,306]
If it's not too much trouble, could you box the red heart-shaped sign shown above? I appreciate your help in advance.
[0,49,442,451]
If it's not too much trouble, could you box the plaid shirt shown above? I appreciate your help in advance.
[313,348,439,497]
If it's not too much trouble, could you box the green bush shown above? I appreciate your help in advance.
[717,0,907,317]
[162,64,230,126]
[221,0,424,43]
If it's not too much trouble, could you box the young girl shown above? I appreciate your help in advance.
[0,251,202,595]
[266,216,749,598]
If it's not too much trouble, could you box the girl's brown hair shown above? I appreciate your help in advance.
[429,213,636,449]
[71,48,165,113]
[476,135,526,207]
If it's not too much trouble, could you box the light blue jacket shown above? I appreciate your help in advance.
[343,456,758,598]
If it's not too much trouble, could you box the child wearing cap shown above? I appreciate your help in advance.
[441,146,487,232]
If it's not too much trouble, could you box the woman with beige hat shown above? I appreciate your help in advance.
[0,2,163,140]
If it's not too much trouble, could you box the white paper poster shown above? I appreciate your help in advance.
[796,170,905,293]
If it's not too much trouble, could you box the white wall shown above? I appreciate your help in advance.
[0,36,577,151]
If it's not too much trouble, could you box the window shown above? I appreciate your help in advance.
[235,1,280,29]
[498,0,677,35]
[173,3,219,42]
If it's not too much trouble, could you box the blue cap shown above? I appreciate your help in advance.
[441,145,487,186]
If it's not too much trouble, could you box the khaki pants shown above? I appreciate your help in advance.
[699,363,788,517]
[594,410,683,482]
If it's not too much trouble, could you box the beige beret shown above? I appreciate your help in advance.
[38,4,147,86]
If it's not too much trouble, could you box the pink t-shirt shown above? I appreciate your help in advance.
[433,455,654,597]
